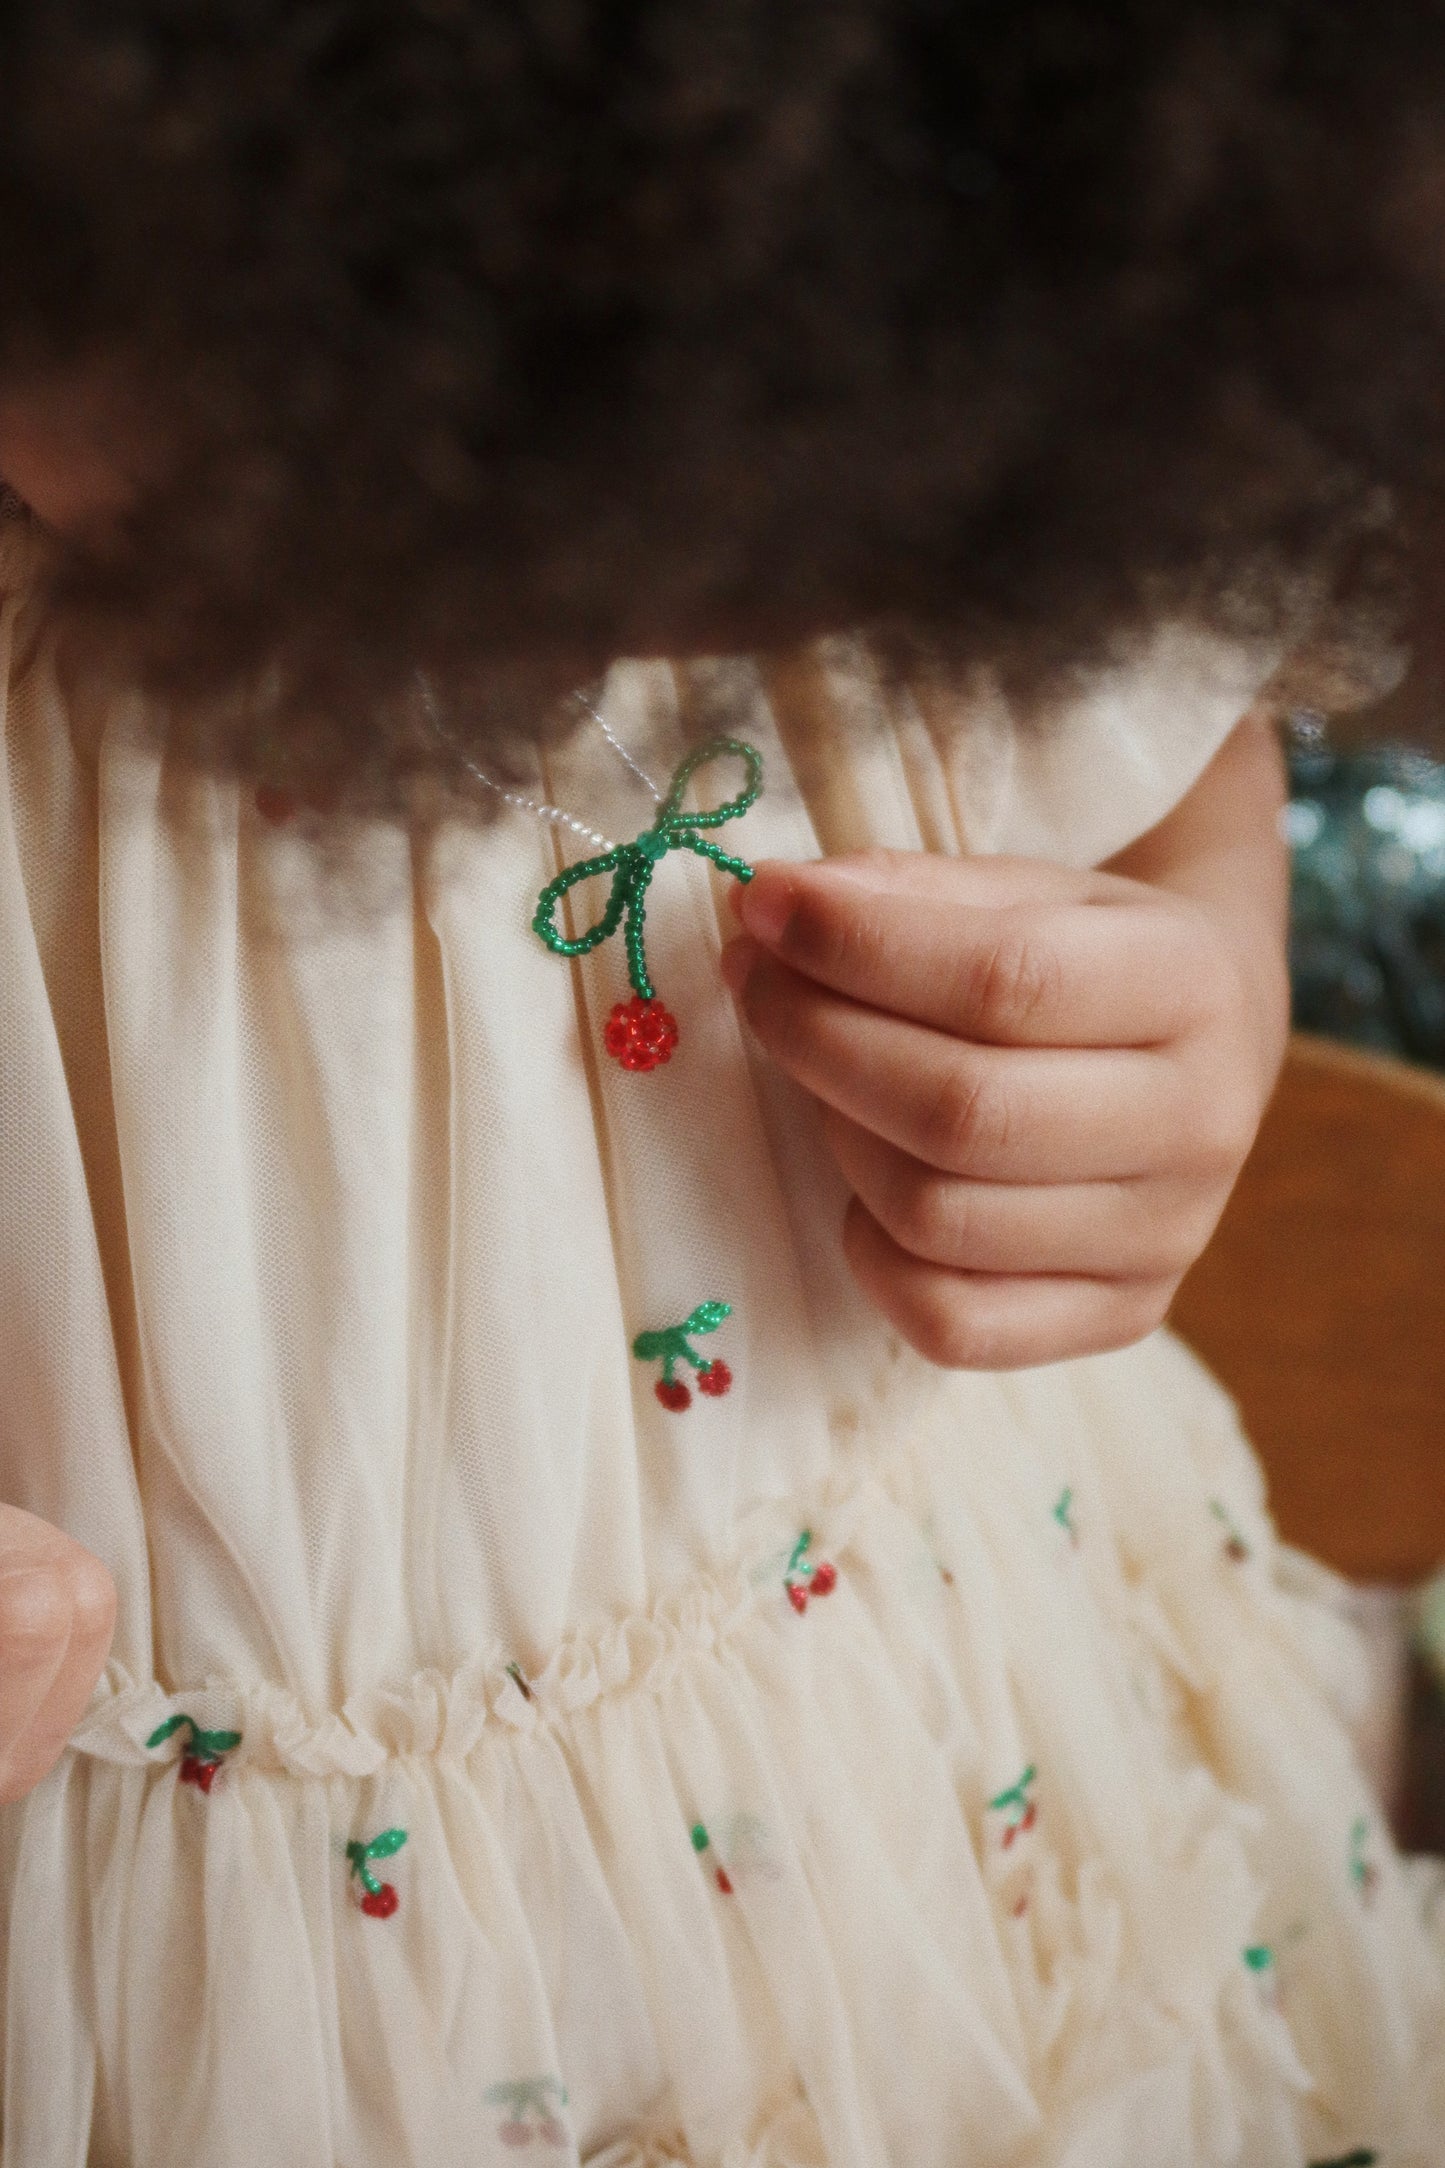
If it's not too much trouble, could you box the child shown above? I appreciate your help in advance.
[0,5,1443,2164]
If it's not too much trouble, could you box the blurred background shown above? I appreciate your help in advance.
[1278,710,1445,1847]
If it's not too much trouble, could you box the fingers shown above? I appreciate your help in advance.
[725,944,1206,1183]
[842,1200,1174,1371]
[735,852,1213,1047]
[0,1508,116,1804]
[821,1108,1219,1278]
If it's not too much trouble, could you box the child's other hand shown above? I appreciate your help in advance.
[723,806,1287,1370]
[0,1505,116,1801]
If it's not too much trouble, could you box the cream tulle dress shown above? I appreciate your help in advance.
[0,495,1442,2168]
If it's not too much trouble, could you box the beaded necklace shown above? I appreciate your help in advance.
[419,675,762,1071]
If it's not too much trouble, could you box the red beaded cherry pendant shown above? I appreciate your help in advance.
[655,1378,692,1412]
[179,1754,218,1793]
[696,1359,732,1398]
[360,1882,400,1919]
[604,996,680,1072]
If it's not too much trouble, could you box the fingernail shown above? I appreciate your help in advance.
[719,936,758,994]
[737,876,793,948]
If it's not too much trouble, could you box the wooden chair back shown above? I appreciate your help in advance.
[1170,1033,1445,1583]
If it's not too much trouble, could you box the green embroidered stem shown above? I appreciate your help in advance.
[346,1827,409,1898]
[632,1301,732,1383]
[532,738,762,1001]
[989,1765,1038,1841]
[1052,1488,1077,1541]
[483,2078,569,2114]
[145,1713,242,1764]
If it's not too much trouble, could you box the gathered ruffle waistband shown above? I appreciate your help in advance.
[69,1452,912,1780]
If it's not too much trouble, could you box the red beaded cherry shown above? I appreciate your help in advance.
[810,1561,837,1597]
[498,2119,534,2147]
[179,1755,218,1793]
[786,1582,809,1615]
[714,1866,734,1895]
[655,1378,692,1412]
[696,1360,732,1398]
[604,996,680,1071]
[538,2118,569,2148]
[360,1882,400,1919]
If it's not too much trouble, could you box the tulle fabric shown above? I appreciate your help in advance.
[4,1345,1444,2167]
[3,495,1440,2164]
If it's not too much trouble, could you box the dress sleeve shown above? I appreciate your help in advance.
[768,621,1281,870]
[908,621,1281,868]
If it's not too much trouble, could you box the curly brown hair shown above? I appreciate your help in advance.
[1,0,1443,800]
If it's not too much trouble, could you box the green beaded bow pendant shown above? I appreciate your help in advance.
[532,736,762,1070]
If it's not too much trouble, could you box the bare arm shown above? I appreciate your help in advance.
[1104,712,1292,1106]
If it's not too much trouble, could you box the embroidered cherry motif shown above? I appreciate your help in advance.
[691,1821,734,1894]
[634,1303,734,1412]
[484,2078,570,2149]
[603,995,681,1072]
[532,737,762,1073]
[783,1531,837,1613]
[1350,1817,1381,1906]
[989,1765,1038,1847]
[1210,1499,1251,1563]
[145,1713,242,1791]
[347,1827,409,1917]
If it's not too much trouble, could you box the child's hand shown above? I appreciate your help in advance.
[722,719,1290,1370]
[0,1505,116,1801]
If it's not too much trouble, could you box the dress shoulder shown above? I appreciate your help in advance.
[768,623,1279,868]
